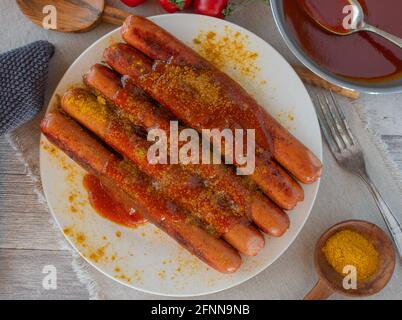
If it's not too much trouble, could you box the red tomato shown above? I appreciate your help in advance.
[193,0,229,18]
[120,0,146,7]
[159,0,192,13]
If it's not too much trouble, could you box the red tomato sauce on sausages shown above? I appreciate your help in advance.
[83,174,146,228]
[284,0,402,81]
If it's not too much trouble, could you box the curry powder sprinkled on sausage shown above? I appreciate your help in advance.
[143,63,233,119]
[63,90,111,125]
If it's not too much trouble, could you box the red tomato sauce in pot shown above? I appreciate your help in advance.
[83,174,146,228]
[298,0,352,34]
[284,0,402,81]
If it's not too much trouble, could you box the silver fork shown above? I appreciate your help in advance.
[315,91,402,260]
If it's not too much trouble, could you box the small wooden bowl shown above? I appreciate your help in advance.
[305,220,396,300]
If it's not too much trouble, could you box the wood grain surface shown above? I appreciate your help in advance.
[0,0,401,300]
[16,0,105,33]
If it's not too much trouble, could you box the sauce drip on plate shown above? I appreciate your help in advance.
[284,0,402,81]
[83,174,146,228]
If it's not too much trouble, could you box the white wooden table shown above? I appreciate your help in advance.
[0,0,401,299]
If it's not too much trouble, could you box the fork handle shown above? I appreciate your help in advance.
[358,172,402,260]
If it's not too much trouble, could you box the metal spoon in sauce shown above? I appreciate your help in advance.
[302,0,402,49]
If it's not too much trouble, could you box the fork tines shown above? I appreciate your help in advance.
[315,91,359,157]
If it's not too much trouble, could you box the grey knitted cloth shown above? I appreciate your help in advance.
[0,41,54,136]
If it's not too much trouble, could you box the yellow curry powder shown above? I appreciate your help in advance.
[322,230,379,280]
[193,27,260,80]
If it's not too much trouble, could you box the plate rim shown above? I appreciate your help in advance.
[39,13,323,297]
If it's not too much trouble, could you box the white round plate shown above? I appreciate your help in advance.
[40,14,322,297]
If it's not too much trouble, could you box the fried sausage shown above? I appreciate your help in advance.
[41,112,242,273]
[121,15,322,184]
[103,44,304,210]
[61,88,264,256]
[84,64,290,236]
